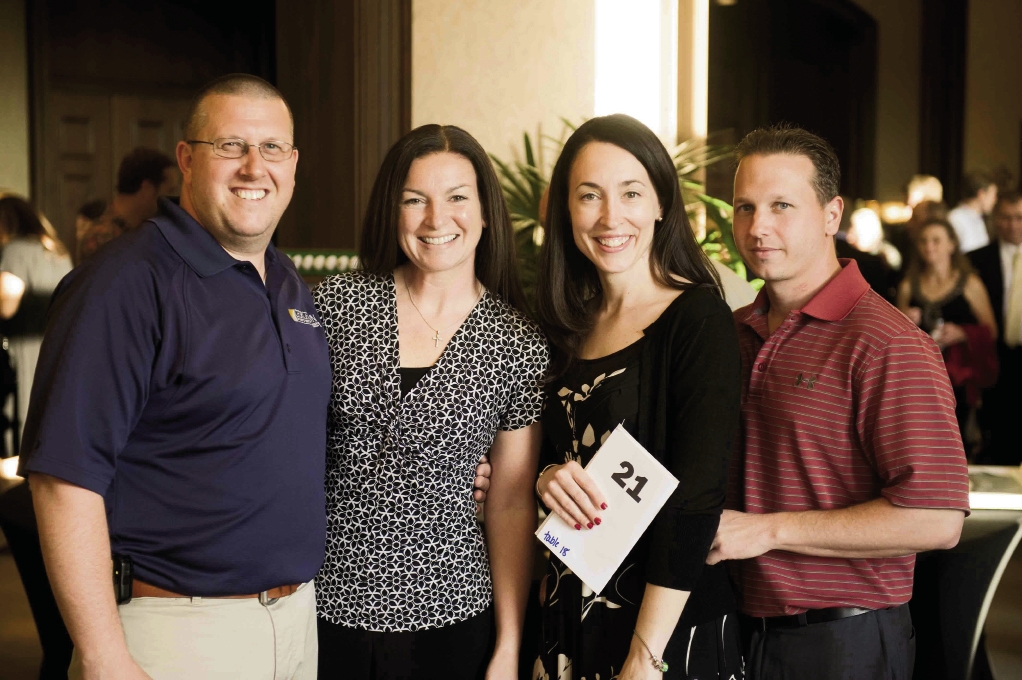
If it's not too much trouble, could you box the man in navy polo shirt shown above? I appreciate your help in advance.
[20,74,329,679]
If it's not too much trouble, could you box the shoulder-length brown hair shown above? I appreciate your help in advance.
[358,124,525,311]
[906,217,973,282]
[0,195,69,256]
[536,114,721,377]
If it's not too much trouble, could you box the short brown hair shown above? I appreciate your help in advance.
[735,124,841,206]
[995,190,1022,213]
[116,147,174,194]
[184,73,293,141]
[960,169,995,200]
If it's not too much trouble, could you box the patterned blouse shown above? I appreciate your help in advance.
[312,271,549,631]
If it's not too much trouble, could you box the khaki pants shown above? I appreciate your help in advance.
[69,580,317,680]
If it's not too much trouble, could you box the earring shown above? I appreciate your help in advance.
[655,216,663,222]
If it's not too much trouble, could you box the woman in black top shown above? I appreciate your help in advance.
[896,217,997,436]
[532,115,742,680]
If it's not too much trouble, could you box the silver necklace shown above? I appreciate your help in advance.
[403,277,484,348]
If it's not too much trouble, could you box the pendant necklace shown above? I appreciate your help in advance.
[403,277,484,348]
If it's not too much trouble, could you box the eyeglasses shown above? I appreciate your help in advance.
[187,138,296,162]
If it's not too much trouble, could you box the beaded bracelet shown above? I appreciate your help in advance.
[633,629,669,672]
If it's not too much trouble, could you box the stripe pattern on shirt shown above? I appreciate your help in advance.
[730,262,970,618]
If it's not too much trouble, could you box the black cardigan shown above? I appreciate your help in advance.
[542,286,742,627]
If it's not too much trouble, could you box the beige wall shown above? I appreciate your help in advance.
[851,0,922,201]
[0,0,30,197]
[412,0,595,167]
[964,0,1022,190]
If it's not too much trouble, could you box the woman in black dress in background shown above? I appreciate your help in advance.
[532,115,743,680]
[896,217,998,439]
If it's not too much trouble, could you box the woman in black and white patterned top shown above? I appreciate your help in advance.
[313,124,548,680]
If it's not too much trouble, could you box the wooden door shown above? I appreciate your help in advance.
[42,92,113,252]
[111,96,190,193]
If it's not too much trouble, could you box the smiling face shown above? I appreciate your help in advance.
[398,152,484,276]
[567,142,661,278]
[916,223,957,268]
[176,94,297,253]
[733,153,842,288]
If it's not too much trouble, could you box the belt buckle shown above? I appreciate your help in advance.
[259,590,278,607]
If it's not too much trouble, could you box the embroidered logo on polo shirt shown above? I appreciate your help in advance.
[793,372,817,389]
[288,309,322,328]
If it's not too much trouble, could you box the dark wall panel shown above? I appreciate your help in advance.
[919,0,968,204]
[708,0,878,201]
[275,0,411,250]
[41,0,275,95]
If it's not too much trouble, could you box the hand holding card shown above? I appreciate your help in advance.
[535,424,679,595]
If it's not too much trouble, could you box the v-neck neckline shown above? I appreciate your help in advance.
[387,273,488,401]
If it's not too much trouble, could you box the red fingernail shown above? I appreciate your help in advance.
[575,524,582,530]
[594,517,602,525]
[587,522,594,529]
[601,503,608,510]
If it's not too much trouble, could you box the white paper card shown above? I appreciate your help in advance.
[534,424,679,595]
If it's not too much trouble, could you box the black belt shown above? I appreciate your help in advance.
[758,607,874,629]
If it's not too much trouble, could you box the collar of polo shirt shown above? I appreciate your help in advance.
[154,197,268,278]
[739,259,870,326]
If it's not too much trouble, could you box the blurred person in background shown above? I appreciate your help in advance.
[835,200,892,299]
[897,217,998,448]
[77,147,177,262]
[969,191,1022,464]
[892,200,949,272]
[0,196,73,440]
[74,199,107,249]
[948,170,998,254]
[0,195,74,680]
[906,174,944,208]
[847,206,902,270]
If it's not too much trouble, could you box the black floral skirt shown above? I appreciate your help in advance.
[532,558,744,680]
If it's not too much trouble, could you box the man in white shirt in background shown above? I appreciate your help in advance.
[949,170,998,253]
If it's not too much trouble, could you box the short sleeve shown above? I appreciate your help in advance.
[0,241,34,283]
[498,315,549,431]
[18,259,162,496]
[857,330,971,513]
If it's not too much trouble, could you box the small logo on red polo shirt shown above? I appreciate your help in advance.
[288,309,322,328]
[794,372,817,389]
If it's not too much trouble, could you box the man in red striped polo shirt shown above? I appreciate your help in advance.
[707,125,970,679]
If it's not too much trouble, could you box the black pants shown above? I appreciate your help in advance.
[978,346,1022,465]
[744,605,915,680]
[0,483,73,680]
[317,606,494,680]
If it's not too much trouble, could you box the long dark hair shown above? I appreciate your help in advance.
[536,114,721,377]
[358,124,525,311]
